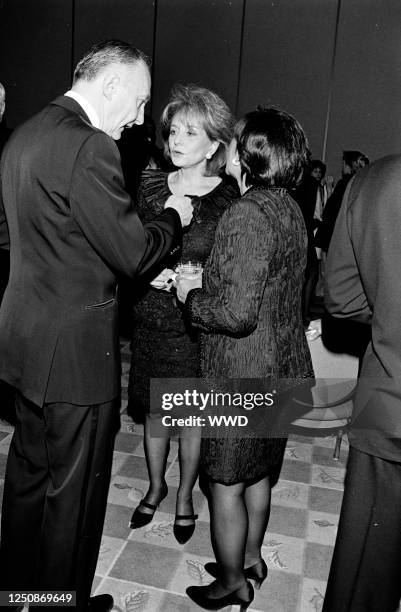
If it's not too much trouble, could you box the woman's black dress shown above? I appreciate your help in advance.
[128,169,238,418]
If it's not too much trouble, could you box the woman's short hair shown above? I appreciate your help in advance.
[234,106,310,189]
[160,84,234,176]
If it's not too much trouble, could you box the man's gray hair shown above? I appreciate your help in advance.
[73,40,151,84]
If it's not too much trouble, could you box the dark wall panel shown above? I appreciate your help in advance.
[152,0,244,130]
[238,0,338,163]
[326,0,401,177]
[0,0,73,127]
[73,0,155,67]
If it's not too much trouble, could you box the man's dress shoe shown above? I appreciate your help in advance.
[88,594,114,612]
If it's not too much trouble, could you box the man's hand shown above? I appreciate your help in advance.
[164,195,193,227]
[176,275,202,302]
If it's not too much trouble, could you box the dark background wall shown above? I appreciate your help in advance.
[1,0,400,177]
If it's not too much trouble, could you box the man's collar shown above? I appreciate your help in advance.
[64,90,100,129]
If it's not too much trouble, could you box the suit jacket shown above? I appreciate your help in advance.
[0,95,181,407]
[325,155,401,461]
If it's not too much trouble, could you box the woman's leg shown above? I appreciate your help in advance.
[138,415,170,513]
[206,480,248,594]
[244,476,271,567]
[175,428,201,523]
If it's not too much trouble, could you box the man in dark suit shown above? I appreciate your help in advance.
[0,81,12,304]
[0,40,192,610]
[323,156,401,611]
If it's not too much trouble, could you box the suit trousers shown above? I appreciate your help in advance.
[0,392,119,610]
[322,445,401,612]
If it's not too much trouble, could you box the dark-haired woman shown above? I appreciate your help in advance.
[177,107,313,610]
[128,84,238,543]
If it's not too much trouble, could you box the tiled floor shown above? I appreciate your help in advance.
[0,338,348,612]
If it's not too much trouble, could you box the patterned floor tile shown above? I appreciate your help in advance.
[96,536,127,576]
[103,503,133,539]
[181,520,215,558]
[299,578,326,612]
[0,421,14,433]
[285,442,314,463]
[128,515,179,550]
[262,533,305,575]
[0,433,12,455]
[279,460,312,484]
[304,542,334,582]
[159,591,211,612]
[312,444,348,467]
[306,511,339,546]
[309,486,344,515]
[92,575,102,593]
[114,431,143,454]
[168,552,214,593]
[313,433,349,449]
[116,454,170,481]
[109,540,182,589]
[94,577,166,612]
[108,475,149,508]
[272,479,310,509]
[0,431,10,442]
[268,505,309,540]
[111,452,131,477]
[253,569,301,612]
[310,465,345,491]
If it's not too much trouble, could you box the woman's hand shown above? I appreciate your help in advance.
[150,268,176,291]
[176,275,202,302]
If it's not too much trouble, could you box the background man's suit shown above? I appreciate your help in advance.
[0,95,181,607]
[323,155,401,612]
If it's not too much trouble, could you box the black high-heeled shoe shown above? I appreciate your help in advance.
[173,512,198,544]
[186,580,254,611]
[129,485,168,529]
[205,558,268,589]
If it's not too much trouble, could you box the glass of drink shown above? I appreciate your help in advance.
[175,261,203,289]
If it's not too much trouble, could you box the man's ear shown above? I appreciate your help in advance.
[102,72,120,101]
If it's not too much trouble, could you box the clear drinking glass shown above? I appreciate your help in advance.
[175,261,203,289]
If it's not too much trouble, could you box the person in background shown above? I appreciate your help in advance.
[316,150,370,358]
[0,82,12,156]
[0,81,15,426]
[292,158,332,325]
[177,107,313,611]
[128,84,238,545]
[315,150,369,254]
[323,153,401,612]
[0,81,12,304]
[309,159,333,298]
[0,40,192,611]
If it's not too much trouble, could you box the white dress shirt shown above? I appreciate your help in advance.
[64,90,100,129]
